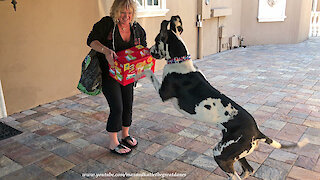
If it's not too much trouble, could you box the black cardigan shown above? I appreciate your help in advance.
[87,16,147,73]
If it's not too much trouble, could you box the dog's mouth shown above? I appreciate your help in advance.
[150,45,162,59]
[151,52,161,59]
[177,26,183,34]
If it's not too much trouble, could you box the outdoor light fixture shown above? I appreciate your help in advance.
[11,0,17,11]
[0,0,17,11]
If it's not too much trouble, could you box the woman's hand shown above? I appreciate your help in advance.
[103,48,118,67]
[89,40,118,67]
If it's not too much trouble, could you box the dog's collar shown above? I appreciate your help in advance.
[167,55,191,64]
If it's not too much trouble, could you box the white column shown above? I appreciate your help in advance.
[161,0,166,10]
[0,80,7,118]
[312,0,318,12]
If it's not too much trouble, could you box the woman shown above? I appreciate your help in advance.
[87,0,146,155]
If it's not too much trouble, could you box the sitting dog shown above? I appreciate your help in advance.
[140,16,308,180]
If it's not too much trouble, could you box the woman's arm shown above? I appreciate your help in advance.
[90,40,117,67]
[87,17,117,66]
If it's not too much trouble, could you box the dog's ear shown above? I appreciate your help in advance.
[160,20,169,34]
[170,15,183,35]
[160,20,169,41]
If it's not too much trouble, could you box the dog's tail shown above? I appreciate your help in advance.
[258,133,309,149]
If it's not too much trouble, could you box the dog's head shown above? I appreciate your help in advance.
[170,15,183,34]
[150,15,188,60]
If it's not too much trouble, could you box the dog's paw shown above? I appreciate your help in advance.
[240,170,253,179]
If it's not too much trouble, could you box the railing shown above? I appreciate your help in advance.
[310,11,320,37]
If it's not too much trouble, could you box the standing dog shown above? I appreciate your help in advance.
[140,16,307,180]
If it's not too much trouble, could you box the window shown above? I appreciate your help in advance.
[135,0,169,18]
[258,0,287,22]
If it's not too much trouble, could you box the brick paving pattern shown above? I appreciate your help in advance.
[1,38,320,180]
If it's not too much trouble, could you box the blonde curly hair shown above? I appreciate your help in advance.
[110,0,137,23]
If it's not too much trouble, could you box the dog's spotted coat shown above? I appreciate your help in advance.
[141,16,308,180]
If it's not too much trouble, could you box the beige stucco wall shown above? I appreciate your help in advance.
[0,0,100,115]
[241,0,312,45]
[0,0,313,115]
[202,0,242,56]
[0,0,200,115]
[298,0,314,42]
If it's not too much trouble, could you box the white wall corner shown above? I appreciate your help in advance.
[0,80,8,118]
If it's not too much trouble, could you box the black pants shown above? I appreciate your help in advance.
[102,74,134,132]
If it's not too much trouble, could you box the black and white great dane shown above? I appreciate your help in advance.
[139,16,308,180]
